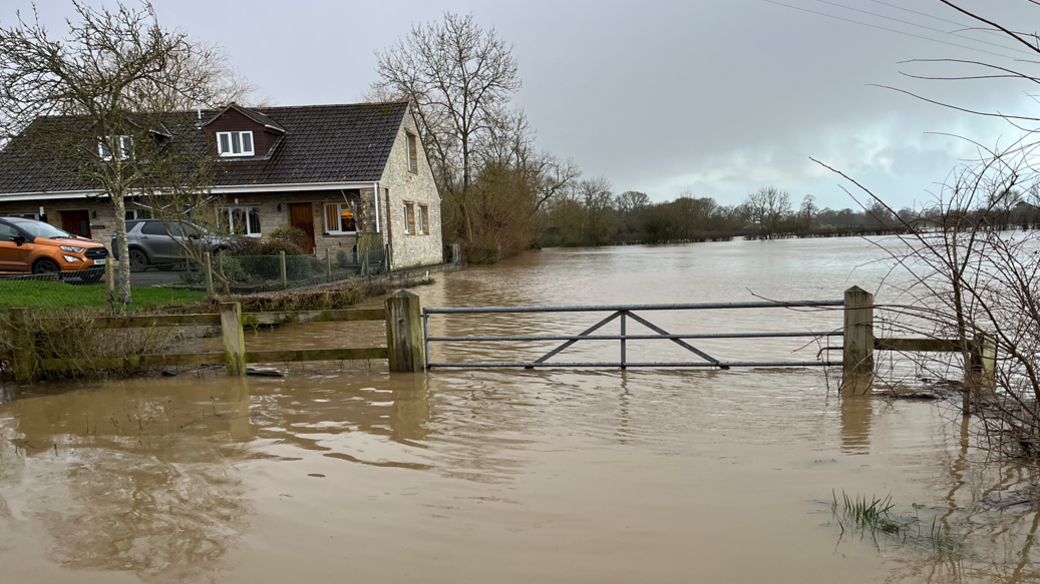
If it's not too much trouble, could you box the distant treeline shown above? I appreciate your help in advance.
[536,185,1040,247]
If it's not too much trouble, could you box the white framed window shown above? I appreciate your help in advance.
[217,131,255,157]
[419,204,430,235]
[403,202,415,235]
[324,203,359,234]
[7,213,39,220]
[98,135,132,161]
[222,206,261,236]
[406,132,418,173]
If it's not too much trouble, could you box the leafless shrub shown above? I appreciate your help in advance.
[817,131,1040,459]
[0,307,174,381]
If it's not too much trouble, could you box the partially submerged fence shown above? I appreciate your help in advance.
[0,286,998,392]
[0,290,425,382]
[423,299,846,369]
[423,285,998,394]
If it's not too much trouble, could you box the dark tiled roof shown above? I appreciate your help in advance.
[0,101,409,196]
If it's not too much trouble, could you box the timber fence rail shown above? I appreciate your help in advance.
[1,290,426,382]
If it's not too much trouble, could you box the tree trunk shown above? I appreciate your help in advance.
[111,193,133,304]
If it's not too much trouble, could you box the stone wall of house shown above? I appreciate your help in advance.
[379,104,444,269]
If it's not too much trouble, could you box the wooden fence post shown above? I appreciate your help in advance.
[204,252,215,298]
[325,249,332,282]
[8,308,36,382]
[969,333,997,389]
[220,302,246,377]
[104,259,115,312]
[279,251,287,288]
[842,286,874,394]
[385,291,424,373]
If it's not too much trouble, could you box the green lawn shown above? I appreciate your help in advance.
[0,280,207,311]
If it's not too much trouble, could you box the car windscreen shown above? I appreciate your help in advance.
[6,217,73,239]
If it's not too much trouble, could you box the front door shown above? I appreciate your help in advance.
[289,203,316,254]
[61,210,91,238]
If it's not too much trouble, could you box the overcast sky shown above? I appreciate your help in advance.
[12,0,1039,210]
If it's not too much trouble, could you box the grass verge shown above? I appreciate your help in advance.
[0,280,207,311]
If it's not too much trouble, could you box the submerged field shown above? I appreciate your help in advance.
[0,238,1037,583]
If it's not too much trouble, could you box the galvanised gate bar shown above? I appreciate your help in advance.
[422,299,847,370]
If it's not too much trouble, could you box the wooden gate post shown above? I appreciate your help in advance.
[385,291,425,373]
[220,302,247,377]
[104,259,115,312]
[8,307,36,382]
[842,286,874,394]
[969,333,997,389]
[204,252,215,298]
[325,249,332,283]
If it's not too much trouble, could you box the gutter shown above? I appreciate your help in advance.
[0,180,381,202]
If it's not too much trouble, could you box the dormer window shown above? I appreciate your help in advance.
[217,131,254,157]
[98,135,132,161]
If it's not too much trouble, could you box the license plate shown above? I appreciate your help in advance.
[94,259,106,265]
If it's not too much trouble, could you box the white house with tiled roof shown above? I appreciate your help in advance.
[0,101,443,269]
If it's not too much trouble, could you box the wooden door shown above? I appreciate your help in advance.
[289,203,316,254]
[61,210,91,238]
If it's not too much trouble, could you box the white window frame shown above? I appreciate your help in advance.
[403,202,416,235]
[7,213,39,220]
[324,202,359,235]
[406,132,418,173]
[216,131,255,157]
[98,135,132,161]
[418,204,430,235]
[224,205,262,237]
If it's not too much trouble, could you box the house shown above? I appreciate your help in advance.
[0,101,443,270]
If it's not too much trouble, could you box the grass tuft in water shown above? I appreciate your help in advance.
[831,490,966,558]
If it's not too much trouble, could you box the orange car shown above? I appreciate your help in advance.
[0,217,109,282]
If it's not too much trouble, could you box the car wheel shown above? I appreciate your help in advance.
[129,248,148,272]
[32,259,60,275]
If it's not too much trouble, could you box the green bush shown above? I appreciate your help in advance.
[215,255,249,283]
[225,235,263,256]
[259,241,302,256]
[269,227,311,251]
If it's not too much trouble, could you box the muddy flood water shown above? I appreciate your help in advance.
[2,237,1040,583]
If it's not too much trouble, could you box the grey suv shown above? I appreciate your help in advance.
[113,219,224,270]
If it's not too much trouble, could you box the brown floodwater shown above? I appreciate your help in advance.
[1,237,1039,583]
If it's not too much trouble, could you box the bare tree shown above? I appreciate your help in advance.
[0,1,251,303]
[744,187,792,239]
[372,12,522,245]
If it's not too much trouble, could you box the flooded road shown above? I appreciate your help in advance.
[1,237,1038,583]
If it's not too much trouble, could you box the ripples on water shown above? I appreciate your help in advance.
[0,238,1038,583]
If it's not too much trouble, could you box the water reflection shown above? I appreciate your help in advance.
[839,396,872,455]
[0,379,254,581]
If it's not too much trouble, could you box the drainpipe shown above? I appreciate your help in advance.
[373,181,380,234]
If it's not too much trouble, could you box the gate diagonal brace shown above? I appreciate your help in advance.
[532,311,623,366]
[626,312,728,369]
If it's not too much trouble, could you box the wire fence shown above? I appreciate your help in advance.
[0,249,390,311]
[187,249,388,293]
